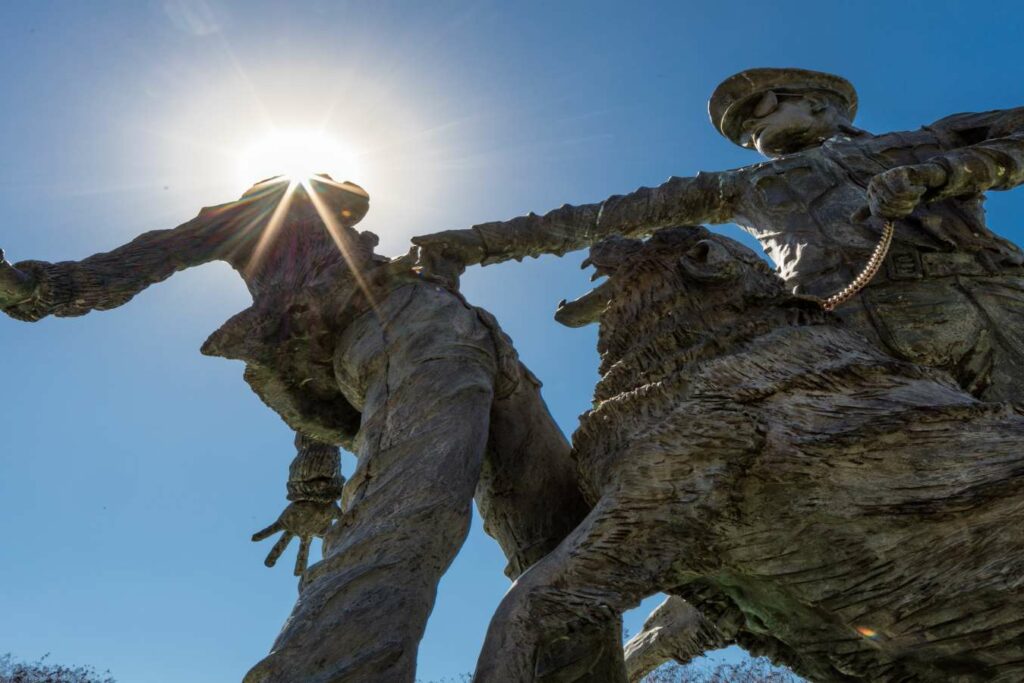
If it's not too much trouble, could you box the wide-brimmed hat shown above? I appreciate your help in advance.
[709,67,858,146]
[306,174,370,227]
[240,174,371,227]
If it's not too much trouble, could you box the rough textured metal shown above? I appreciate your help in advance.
[413,74,1024,402]
[623,596,725,682]
[0,177,610,682]
[475,226,1024,682]
[411,76,1024,676]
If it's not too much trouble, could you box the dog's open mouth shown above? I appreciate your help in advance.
[554,236,644,328]
[555,278,614,328]
[554,246,630,327]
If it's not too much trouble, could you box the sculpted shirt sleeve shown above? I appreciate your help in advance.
[3,206,239,322]
[927,107,1024,200]
[473,171,738,263]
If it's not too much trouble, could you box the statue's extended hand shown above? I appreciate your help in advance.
[411,228,487,267]
[0,249,35,309]
[867,163,947,220]
[252,500,341,576]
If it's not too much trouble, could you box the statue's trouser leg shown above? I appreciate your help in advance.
[953,275,1024,402]
[244,284,497,683]
[852,275,1024,402]
[480,370,625,682]
[475,492,682,683]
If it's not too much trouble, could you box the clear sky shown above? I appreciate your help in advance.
[2,1,1023,681]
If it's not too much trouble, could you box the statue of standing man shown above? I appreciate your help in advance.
[0,176,618,682]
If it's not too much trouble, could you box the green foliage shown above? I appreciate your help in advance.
[0,654,115,683]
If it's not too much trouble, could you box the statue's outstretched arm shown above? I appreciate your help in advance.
[928,132,1024,199]
[412,171,737,266]
[869,108,1024,219]
[251,433,345,576]
[0,202,245,322]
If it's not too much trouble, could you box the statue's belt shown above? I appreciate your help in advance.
[870,248,1024,284]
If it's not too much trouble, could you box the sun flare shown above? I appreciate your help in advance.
[236,129,359,190]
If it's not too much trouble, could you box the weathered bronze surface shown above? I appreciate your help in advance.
[415,67,1024,402]
[475,227,1024,682]
[1,176,605,682]
[7,66,1024,683]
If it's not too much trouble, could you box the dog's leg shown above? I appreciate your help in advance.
[473,490,696,683]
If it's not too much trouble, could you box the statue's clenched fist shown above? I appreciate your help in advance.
[0,249,35,309]
[867,163,947,219]
[252,500,341,576]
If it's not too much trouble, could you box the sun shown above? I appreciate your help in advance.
[236,129,359,190]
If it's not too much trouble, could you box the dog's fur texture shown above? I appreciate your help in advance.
[473,226,1024,683]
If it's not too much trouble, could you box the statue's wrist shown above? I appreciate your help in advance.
[286,476,344,503]
[287,434,344,502]
[917,162,949,190]
[927,155,986,199]
[472,224,509,265]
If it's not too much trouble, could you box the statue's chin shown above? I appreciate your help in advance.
[754,126,825,157]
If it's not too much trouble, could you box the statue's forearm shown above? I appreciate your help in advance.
[3,209,232,322]
[930,133,1024,200]
[474,172,735,264]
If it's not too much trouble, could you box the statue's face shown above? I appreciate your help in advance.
[740,92,844,157]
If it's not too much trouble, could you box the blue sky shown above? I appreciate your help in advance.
[2,1,1023,681]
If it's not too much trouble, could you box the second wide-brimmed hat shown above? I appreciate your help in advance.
[709,67,858,146]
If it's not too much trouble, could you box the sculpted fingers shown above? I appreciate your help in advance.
[264,531,294,568]
[251,519,284,542]
[254,501,339,571]
[410,229,458,247]
[867,164,946,220]
[868,174,920,218]
[294,536,311,576]
[411,229,486,266]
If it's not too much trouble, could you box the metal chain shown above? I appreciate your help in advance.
[817,220,895,312]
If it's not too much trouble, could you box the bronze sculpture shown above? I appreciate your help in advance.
[414,67,1024,679]
[5,65,1024,682]
[474,226,1024,682]
[415,67,1024,401]
[0,176,608,682]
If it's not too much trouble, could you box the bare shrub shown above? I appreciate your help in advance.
[0,654,115,683]
[642,657,803,682]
